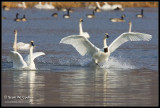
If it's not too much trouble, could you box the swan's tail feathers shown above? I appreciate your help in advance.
[108,32,152,54]
[60,35,99,56]
[24,52,45,65]
[7,51,28,69]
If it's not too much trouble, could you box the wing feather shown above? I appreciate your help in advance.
[60,35,99,56]
[24,52,45,65]
[108,32,152,54]
[7,51,28,69]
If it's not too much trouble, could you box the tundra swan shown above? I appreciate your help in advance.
[8,41,45,69]
[43,2,55,10]
[13,30,30,51]
[34,2,44,9]
[79,18,90,39]
[60,22,152,65]
[96,2,123,11]
[136,9,144,18]
[18,2,26,9]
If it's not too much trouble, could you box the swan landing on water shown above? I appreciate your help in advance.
[60,22,152,66]
[8,41,45,70]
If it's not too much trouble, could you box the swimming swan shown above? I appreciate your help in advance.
[34,2,44,9]
[8,41,45,69]
[18,2,26,9]
[43,2,55,10]
[79,18,90,39]
[13,30,30,51]
[60,22,152,65]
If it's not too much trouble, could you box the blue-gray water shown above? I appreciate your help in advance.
[2,7,158,106]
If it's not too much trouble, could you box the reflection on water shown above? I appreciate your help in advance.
[2,65,158,106]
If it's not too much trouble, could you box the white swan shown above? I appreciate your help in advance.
[43,2,55,10]
[79,18,90,39]
[60,22,152,65]
[34,2,44,9]
[18,2,26,9]
[13,30,30,51]
[8,41,45,69]
[96,2,123,11]
[96,2,112,10]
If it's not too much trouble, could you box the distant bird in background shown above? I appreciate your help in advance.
[110,14,126,22]
[51,13,58,17]
[86,9,96,18]
[136,9,144,18]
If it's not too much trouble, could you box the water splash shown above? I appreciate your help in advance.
[100,56,136,69]
[38,55,136,69]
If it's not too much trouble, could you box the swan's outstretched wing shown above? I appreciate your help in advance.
[108,32,152,54]
[60,35,100,56]
[82,32,90,39]
[24,52,45,65]
[17,42,30,50]
[7,51,28,69]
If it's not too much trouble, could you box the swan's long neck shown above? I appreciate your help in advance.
[22,2,26,8]
[13,32,17,51]
[129,22,132,32]
[96,2,101,9]
[104,38,108,48]
[79,21,83,35]
[104,38,108,53]
[30,46,34,63]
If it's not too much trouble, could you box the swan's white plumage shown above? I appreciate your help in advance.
[7,51,28,69]
[13,30,30,51]
[24,52,45,65]
[60,35,99,56]
[8,41,45,69]
[108,32,152,54]
[16,42,30,50]
[79,18,90,39]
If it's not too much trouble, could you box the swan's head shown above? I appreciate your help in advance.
[128,21,132,25]
[104,33,109,39]
[30,40,34,47]
[14,30,17,35]
[79,18,83,22]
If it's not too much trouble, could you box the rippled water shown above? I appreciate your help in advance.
[2,7,158,106]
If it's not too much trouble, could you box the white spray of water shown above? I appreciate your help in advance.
[37,54,136,69]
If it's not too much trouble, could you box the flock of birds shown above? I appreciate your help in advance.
[4,2,151,70]
[2,2,144,21]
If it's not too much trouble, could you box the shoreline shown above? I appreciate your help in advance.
[2,2,158,8]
